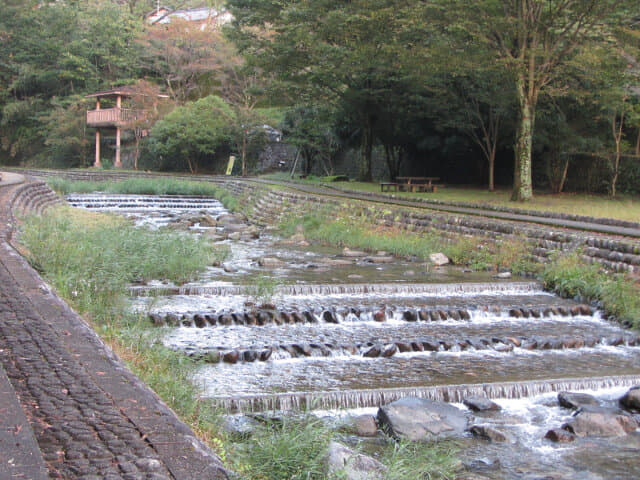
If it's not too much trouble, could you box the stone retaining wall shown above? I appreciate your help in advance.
[325,184,640,231]
[223,180,640,274]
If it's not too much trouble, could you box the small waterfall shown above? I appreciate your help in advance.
[66,194,225,211]
[130,281,544,297]
[209,375,640,413]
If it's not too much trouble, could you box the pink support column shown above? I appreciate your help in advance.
[115,127,122,168]
[94,130,101,168]
[94,98,102,168]
[114,95,122,168]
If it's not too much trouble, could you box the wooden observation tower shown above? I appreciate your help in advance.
[86,87,167,168]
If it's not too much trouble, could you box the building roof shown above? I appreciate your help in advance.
[147,6,233,26]
[86,87,169,99]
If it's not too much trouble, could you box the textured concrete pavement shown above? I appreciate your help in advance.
[0,174,229,479]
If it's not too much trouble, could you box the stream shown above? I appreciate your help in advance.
[67,193,640,480]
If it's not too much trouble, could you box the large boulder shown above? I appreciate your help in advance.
[326,441,387,480]
[342,247,367,257]
[469,425,510,443]
[216,213,245,225]
[463,396,501,412]
[429,253,450,266]
[377,397,468,441]
[258,257,285,268]
[619,386,640,411]
[340,415,379,437]
[558,391,600,410]
[544,428,576,443]
[562,405,638,437]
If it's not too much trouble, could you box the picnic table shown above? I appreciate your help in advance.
[381,176,441,193]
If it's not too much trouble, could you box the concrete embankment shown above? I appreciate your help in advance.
[0,173,229,479]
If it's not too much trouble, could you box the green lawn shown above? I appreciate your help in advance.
[262,173,640,223]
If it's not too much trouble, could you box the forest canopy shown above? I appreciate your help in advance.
[1,0,638,198]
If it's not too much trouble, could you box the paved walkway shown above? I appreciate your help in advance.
[0,174,229,479]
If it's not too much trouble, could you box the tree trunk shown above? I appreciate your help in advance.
[241,131,247,176]
[512,79,534,201]
[134,135,140,171]
[610,110,624,198]
[359,116,373,182]
[488,148,495,192]
[186,157,195,174]
[384,145,402,181]
[546,153,569,194]
[610,153,619,198]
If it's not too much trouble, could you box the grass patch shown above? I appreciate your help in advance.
[231,417,461,480]
[20,207,224,321]
[46,177,239,211]
[232,417,333,479]
[244,274,281,306]
[261,174,640,223]
[542,252,640,328]
[278,209,535,274]
[382,439,460,480]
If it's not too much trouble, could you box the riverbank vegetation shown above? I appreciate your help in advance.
[542,252,640,329]
[233,417,460,480]
[279,209,536,275]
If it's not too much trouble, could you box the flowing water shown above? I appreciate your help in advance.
[68,193,640,480]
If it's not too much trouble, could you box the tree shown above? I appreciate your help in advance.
[145,95,235,173]
[216,45,270,176]
[282,104,341,176]
[227,0,434,181]
[429,69,516,191]
[126,80,174,170]
[569,21,640,197]
[138,19,226,102]
[0,0,141,165]
[437,0,636,201]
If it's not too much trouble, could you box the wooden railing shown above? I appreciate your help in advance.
[86,108,146,127]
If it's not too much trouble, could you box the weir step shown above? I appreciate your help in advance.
[179,333,640,364]
[149,304,595,327]
[208,375,640,413]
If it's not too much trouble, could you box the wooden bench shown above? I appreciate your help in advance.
[396,176,440,193]
[380,182,399,192]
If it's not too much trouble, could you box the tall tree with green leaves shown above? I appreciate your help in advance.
[0,0,141,165]
[145,95,235,173]
[435,0,636,201]
[227,0,433,181]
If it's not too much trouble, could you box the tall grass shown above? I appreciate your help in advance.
[20,207,224,321]
[231,417,461,480]
[382,440,460,480]
[47,177,238,211]
[232,418,333,479]
[542,251,640,327]
[279,210,535,274]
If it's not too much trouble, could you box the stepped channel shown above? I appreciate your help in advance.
[68,192,640,479]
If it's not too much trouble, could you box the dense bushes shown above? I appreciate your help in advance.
[142,95,235,174]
